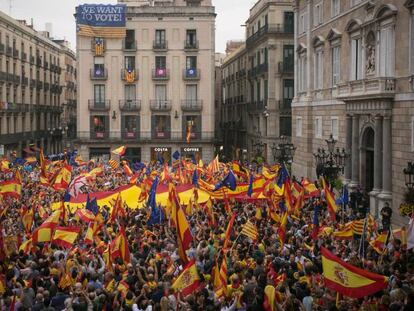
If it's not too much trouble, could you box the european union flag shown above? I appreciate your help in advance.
[147,204,165,226]
[335,185,350,206]
[192,169,199,187]
[86,194,99,215]
[172,150,180,160]
[147,176,159,209]
[277,164,289,188]
[247,174,254,197]
[133,162,145,172]
[157,152,164,164]
[213,170,237,191]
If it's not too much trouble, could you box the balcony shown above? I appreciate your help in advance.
[12,74,20,84]
[246,23,291,48]
[150,99,172,111]
[122,39,137,52]
[21,52,27,62]
[13,49,19,59]
[121,69,138,82]
[181,100,203,111]
[335,77,396,101]
[90,68,108,80]
[67,99,77,108]
[183,68,200,80]
[30,79,36,88]
[88,100,110,111]
[278,99,292,116]
[0,43,4,54]
[44,82,50,91]
[91,38,106,55]
[119,99,141,111]
[184,40,199,51]
[21,77,28,86]
[278,61,293,74]
[152,68,170,80]
[6,46,12,57]
[36,57,42,67]
[153,40,168,51]
[30,56,35,65]
[36,80,43,90]
[44,61,49,70]
[247,100,266,113]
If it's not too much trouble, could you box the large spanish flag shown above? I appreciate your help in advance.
[0,180,21,198]
[321,247,388,298]
[171,259,200,297]
[52,226,81,249]
[52,165,72,190]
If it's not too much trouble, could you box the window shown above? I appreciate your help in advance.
[314,49,323,89]
[186,85,197,101]
[331,117,339,139]
[153,115,170,138]
[332,46,340,85]
[284,12,294,33]
[155,56,166,69]
[379,23,395,77]
[155,30,166,45]
[94,85,105,104]
[125,56,135,70]
[92,116,105,133]
[125,85,136,101]
[350,38,362,80]
[124,29,135,50]
[314,2,323,26]
[93,57,105,77]
[186,30,197,47]
[412,116,414,151]
[283,45,294,71]
[123,115,138,138]
[299,10,308,34]
[186,56,197,69]
[296,117,303,137]
[315,116,322,138]
[298,53,307,92]
[331,0,340,17]
[155,85,167,101]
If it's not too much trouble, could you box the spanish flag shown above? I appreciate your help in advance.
[112,146,126,157]
[75,209,95,223]
[22,207,34,232]
[263,285,277,311]
[321,246,388,298]
[52,165,72,190]
[110,226,130,263]
[40,149,48,178]
[322,177,338,220]
[109,193,126,223]
[32,210,61,243]
[171,259,200,297]
[369,232,389,254]
[19,238,33,255]
[278,212,288,247]
[0,180,21,198]
[52,226,81,249]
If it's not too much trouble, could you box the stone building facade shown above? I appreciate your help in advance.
[75,0,216,163]
[292,0,414,225]
[0,11,69,157]
[220,0,294,163]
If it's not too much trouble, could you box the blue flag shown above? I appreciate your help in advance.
[145,165,151,176]
[147,176,159,209]
[192,169,199,188]
[214,170,237,191]
[276,164,289,188]
[63,191,72,203]
[147,204,165,226]
[311,204,320,240]
[172,150,180,160]
[133,162,145,172]
[335,185,350,205]
[86,194,99,215]
[279,201,286,213]
[157,153,164,164]
[247,174,254,197]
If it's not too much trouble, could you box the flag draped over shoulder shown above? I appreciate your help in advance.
[171,259,200,297]
[321,247,388,298]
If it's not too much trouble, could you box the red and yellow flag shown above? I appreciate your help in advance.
[32,210,61,243]
[240,220,258,241]
[22,207,34,233]
[52,165,72,190]
[369,232,389,254]
[0,180,22,198]
[171,259,200,297]
[321,246,388,298]
[52,226,81,249]
[223,212,237,250]
[278,212,288,248]
[110,226,130,264]
[322,178,338,220]
[40,149,48,178]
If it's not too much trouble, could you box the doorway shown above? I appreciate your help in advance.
[361,127,374,192]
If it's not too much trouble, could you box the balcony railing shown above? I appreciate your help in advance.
[335,77,396,100]
[21,52,27,61]
[153,40,168,51]
[21,77,28,86]
[152,68,170,80]
[123,39,137,51]
[30,56,35,64]
[88,100,110,111]
[0,43,4,54]
[119,99,141,111]
[150,99,172,111]
[75,131,216,142]
[181,100,203,111]
[13,49,19,59]
[183,68,200,80]
[36,80,43,90]
[6,46,12,57]
[278,99,292,115]
[184,40,199,51]
[90,68,108,80]
[121,69,138,82]
[278,61,293,74]
[36,57,42,67]
[246,23,291,47]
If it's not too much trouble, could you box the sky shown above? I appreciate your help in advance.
[0,0,254,53]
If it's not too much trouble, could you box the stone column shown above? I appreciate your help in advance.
[381,115,392,194]
[345,115,352,182]
[373,116,383,192]
[306,0,312,96]
[351,115,360,187]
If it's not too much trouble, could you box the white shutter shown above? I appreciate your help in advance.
[351,40,356,80]
[380,28,387,76]
[357,38,362,79]
[331,118,339,139]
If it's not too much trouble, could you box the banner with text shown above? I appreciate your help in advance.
[76,4,127,38]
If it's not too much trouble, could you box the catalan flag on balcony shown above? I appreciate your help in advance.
[125,68,135,83]
[94,37,104,55]
[76,4,127,38]
[186,120,193,143]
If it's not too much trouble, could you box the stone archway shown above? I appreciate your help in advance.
[360,126,375,192]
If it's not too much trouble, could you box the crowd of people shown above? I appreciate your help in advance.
[0,155,414,311]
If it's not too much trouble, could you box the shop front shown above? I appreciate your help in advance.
[180,147,202,163]
[150,147,171,164]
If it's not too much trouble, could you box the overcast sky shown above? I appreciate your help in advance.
[0,0,254,53]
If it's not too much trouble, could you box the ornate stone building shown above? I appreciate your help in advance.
[292,0,414,225]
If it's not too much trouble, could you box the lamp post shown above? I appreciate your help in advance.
[403,162,414,189]
[313,134,348,183]
[271,135,296,164]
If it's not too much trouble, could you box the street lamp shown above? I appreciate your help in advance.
[271,135,296,164]
[403,162,414,189]
[253,140,265,157]
[313,134,348,182]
